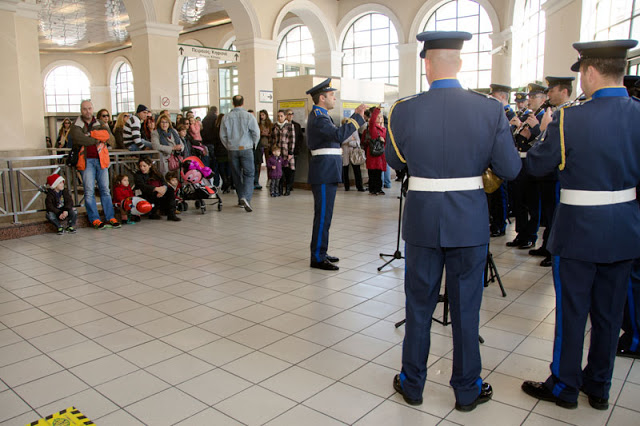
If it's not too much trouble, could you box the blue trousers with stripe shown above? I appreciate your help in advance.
[400,243,487,406]
[620,258,640,352]
[310,183,337,262]
[544,256,632,402]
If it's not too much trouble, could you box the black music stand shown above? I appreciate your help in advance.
[484,249,506,297]
[378,177,407,271]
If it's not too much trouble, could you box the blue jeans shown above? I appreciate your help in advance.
[229,149,255,203]
[382,164,392,188]
[82,158,115,223]
[46,209,77,228]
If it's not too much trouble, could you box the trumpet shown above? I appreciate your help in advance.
[513,100,551,136]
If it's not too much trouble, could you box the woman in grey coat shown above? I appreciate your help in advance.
[341,121,365,191]
[151,114,184,175]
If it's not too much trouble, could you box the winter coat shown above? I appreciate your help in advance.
[364,108,387,171]
[341,130,361,167]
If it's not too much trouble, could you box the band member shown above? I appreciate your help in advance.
[522,39,640,410]
[507,83,548,249]
[306,79,366,270]
[529,76,575,267]
[386,31,521,411]
[514,92,529,114]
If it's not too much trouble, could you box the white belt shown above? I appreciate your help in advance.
[560,188,636,206]
[408,176,483,192]
[519,152,527,158]
[311,148,342,156]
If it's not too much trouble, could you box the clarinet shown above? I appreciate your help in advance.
[513,100,551,136]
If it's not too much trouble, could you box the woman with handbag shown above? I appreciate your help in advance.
[151,114,184,175]
[363,107,387,195]
[341,119,365,191]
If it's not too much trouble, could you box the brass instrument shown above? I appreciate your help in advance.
[483,168,503,194]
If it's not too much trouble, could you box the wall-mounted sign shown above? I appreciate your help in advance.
[178,44,240,62]
[161,97,170,107]
[279,100,306,109]
[259,90,273,103]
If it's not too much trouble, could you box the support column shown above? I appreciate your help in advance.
[397,42,420,98]
[208,66,219,111]
[127,21,182,112]
[314,50,343,77]
[490,28,513,86]
[0,0,45,151]
[235,38,278,111]
[542,0,582,81]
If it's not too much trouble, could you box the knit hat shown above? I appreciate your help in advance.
[47,173,64,188]
[136,104,150,114]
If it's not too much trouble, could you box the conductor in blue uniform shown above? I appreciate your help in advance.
[306,79,366,271]
[522,39,640,410]
[386,31,521,412]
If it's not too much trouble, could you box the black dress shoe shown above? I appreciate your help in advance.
[455,383,493,412]
[518,240,535,249]
[580,388,609,410]
[310,259,339,271]
[521,381,577,409]
[540,256,552,267]
[490,230,506,238]
[529,247,550,257]
[617,344,640,359]
[325,255,339,263]
[393,375,422,406]
[506,237,524,247]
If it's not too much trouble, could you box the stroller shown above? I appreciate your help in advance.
[177,156,222,214]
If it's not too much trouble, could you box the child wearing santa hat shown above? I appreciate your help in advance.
[45,173,77,234]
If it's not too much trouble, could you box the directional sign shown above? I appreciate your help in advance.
[178,44,240,62]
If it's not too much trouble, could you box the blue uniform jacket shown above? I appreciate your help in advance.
[385,79,521,248]
[526,87,640,263]
[306,106,365,184]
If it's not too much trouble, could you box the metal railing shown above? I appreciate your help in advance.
[0,149,160,224]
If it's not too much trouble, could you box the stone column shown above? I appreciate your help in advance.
[490,28,513,86]
[235,38,278,111]
[397,42,420,98]
[542,0,582,84]
[127,21,183,112]
[314,50,343,77]
[0,0,45,152]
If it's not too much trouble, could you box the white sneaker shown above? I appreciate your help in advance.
[240,198,252,212]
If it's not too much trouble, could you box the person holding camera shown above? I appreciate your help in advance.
[363,107,387,195]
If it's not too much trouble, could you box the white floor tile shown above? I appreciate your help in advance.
[0,390,32,423]
[299,348,368,380]
[70,354,138,386]
[145,353,214,385]
[265,404,344,426]
[223,351,291,383]
[445,400,529,425]
[95,370,170,407]
[35,388,118,421]
[354,399,440,425]
[190,338,254,366]
[175,407,243,425]
[126,388,207,426]
[118,339,182,368]
[14,370,88,408]
[178,368,252,405]
[215,385,297,426]
[304,382,384,424]
[261,365,334,402]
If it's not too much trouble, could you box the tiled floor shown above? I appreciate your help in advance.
[0,181,638,425]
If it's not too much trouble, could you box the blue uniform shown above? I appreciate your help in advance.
[526,87,640,402]
[386,78,521,405]
[307,105,364,262]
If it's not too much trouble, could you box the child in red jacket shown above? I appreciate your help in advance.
[113,174,137,224]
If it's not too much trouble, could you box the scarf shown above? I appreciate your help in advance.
[157,128,178,146]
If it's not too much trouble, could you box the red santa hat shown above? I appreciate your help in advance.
[46,173,65,188]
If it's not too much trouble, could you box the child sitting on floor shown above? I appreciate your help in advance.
[165,171,181,215]
[44,173,77,234]
[113,174,138,224]
[266,146,284,197]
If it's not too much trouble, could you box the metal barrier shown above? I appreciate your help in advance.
[0,150,160,224]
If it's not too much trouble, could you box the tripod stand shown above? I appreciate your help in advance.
[378,177,407,271]
[484,249,506,297]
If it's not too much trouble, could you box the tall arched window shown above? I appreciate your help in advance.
[583,0,640,41]
[44,65,91,113]
[277,25,315,77]
[219,43,239,114]
[342,13,399,85]
[114,62,134,114]
[180,56,209,117]
[511,0,545,88]
[420,0,493,91]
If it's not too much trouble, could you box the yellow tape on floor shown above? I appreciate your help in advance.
[28,407,93,426]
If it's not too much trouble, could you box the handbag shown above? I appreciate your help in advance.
[350,146,366,165]
[168,153,183,171]
[369,136,385,157]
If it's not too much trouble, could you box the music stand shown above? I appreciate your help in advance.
[484,249,507,297]
[378,177,407,271]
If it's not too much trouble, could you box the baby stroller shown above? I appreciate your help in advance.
[177,156,222,213]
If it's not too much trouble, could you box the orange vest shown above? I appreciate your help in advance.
[76,144,110,171]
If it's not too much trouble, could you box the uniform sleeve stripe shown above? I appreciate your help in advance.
[388,100,407,164]
[345,118,360,131]
[559,108,566,171]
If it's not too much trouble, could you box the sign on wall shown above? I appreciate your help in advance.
[178,44,240,62]
[259,91,273,103]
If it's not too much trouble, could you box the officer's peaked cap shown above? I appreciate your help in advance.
[306,78,337,96]
[527,83,548,95]
[489,84,511,94]
[570,39,638,72]
[545,76,575,90]
[417,31,472,58]
[514,92,528,102]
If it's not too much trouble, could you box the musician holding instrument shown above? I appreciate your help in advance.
[514,92,529,115]
[506,83,549,249]
[529,76,575,267]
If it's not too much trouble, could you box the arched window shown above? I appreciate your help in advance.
[420,0,493,91]
[511,0,545,88]
[342,13,399,85]
[583,0,640,41]
[277,25,315,77]
[180,56,209,117]
[44,65,91,113]
[219,43,239,114]
[114,62,134,114]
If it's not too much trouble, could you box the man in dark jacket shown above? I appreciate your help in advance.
[201,106,219,185]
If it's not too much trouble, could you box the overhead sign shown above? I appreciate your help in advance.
[178,44,240,62]
[259,91,273,103]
